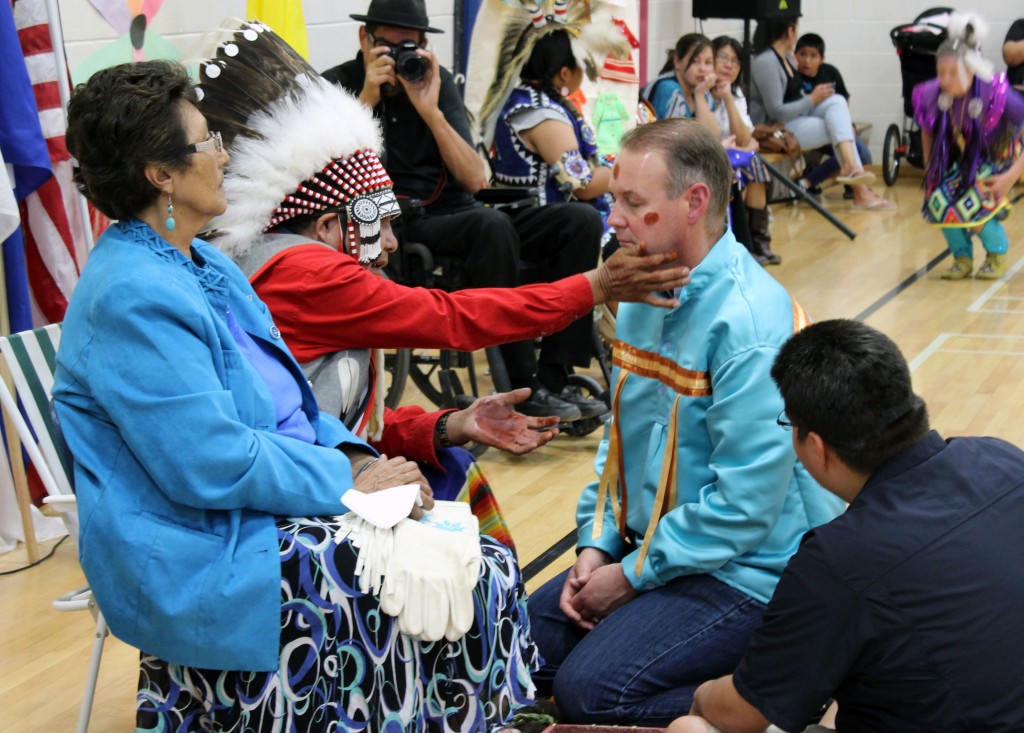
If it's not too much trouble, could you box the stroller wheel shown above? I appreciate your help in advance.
[883,123,902,186]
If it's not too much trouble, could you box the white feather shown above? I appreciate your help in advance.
[210,77,383,256]
[577,11,632,58]
[947,11,989,49]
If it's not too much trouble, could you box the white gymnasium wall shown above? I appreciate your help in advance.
[58,0,1022,160]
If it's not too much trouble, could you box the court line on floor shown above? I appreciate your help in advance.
[522,531,577,582]
[937,348,1024,357]
[525,248,953,580]
[909,333,1024,372]
[908,333,952,372]
[853,249,949,322]
[908,254,1024,373]
[967,255,1024,312]
[973,305,1024,314]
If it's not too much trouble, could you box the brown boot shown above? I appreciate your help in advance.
[747,207,782,265]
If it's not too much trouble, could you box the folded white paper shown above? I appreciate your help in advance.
[340,483,420,529]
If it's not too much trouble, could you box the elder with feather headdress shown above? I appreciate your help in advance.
[322,0,614,423]
[197,16,688,534]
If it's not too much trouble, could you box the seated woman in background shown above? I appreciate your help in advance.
[749,16,895,211]
[711,35,781,265]
[56,60,541,732]
[197,23,687,550]
[640,33,720,136]
[490,29,613,224]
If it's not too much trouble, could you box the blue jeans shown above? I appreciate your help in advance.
[529,570,767,726]
[804,137,874,187]
[942,219,1010,258]
[786,95,859,162]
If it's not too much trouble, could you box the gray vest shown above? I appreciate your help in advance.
[231,232,372,431]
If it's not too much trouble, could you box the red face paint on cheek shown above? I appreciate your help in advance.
[643,212,660,226]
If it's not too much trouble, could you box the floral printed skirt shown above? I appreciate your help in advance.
[136,517,540,732]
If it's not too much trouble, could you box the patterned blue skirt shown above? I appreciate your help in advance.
[136,517,540,732]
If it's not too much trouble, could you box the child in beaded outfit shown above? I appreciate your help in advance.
[913,13,1024,280]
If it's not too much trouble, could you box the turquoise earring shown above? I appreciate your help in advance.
[166,193,176,231]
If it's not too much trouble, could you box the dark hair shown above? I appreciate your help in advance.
[619,119,732,227]
[712,35,745,92]
[795,33,825,56]
[754,17,799,52]
[66,61,198,220]
[279,208,340,237]
[660,33,711,75]
[520,29,584,121]
[771,320,930,474]
[521,29,578,86]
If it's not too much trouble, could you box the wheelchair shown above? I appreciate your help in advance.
[382,190,613,442]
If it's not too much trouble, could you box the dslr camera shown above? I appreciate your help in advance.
[387,40,428,83]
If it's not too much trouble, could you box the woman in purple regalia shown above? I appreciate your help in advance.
[913,12,1024,280]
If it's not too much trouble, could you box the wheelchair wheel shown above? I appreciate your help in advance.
[405,350,490,457]
[383,349,410,410]
[882,123,901,186]
[560,373,610,438]
[408,350,474,409]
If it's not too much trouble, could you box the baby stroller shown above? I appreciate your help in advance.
[882,7,953,185]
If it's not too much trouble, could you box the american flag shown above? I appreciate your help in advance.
[12,0,88,325]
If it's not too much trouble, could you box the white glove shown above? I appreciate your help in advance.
[379,511,481,642]
[334,512,394,596]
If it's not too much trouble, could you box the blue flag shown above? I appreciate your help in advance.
[0,1,52,333]
[0,2,52,201]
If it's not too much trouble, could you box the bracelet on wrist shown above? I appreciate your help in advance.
[354,455,381,481]
[436,411,455,448]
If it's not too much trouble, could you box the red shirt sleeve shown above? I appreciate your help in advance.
[250,243,595,362]
[372,405,456,468]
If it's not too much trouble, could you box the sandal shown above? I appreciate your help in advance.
[836,170,876,186]
[851,199,897,211]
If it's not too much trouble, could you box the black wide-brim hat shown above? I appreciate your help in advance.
[350,0,443,33]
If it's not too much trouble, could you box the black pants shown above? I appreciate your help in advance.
[729,183,754,255]
[404,202,602,380]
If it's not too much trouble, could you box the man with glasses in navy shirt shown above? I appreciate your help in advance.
[670,319,1024,733]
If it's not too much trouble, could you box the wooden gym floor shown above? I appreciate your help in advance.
[3,171,1023,732]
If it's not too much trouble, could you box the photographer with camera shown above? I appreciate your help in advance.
[323,0,609,423]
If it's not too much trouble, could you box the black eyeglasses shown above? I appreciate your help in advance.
[367,32,425,51]
[186,131,223,155]
[776,410,793,431]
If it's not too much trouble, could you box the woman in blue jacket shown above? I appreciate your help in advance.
[56,60,539,732]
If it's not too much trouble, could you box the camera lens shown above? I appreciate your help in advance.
[395,49,427,82]
[387,41,427,83]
